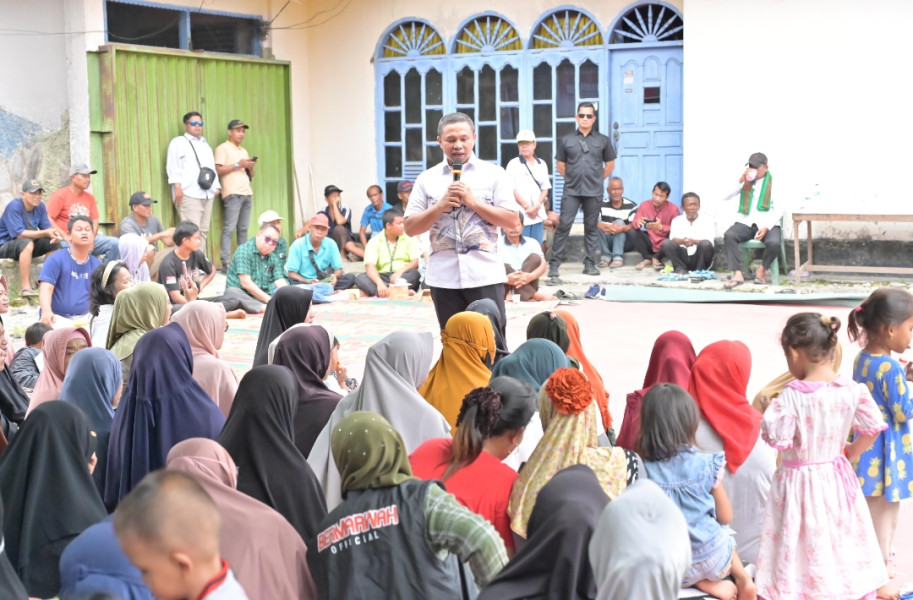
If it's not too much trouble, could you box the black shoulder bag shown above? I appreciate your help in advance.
[187,138,216,190]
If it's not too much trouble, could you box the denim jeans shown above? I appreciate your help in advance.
[598,219,632,261]
[522,221,544,244]
[221,194,252,265]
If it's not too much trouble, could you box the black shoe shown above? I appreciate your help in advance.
[583,264,600,276]
[548,275,563,286]
[547,267,560,279]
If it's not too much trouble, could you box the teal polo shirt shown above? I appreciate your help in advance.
[286,234,343,280]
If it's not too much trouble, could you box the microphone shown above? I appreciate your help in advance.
[452,159,462,182]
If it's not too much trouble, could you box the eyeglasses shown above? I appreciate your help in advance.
[187,120,204,126]
[263,236,279,246]
[577,113,595,119]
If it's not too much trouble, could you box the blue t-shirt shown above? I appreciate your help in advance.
[38,250,102,317]
[0,198,52,244]
[360,202,393,235]
[286,234,343,280]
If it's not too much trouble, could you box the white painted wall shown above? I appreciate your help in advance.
[683,0,913,239]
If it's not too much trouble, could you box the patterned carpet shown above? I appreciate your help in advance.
[220,298,557,381]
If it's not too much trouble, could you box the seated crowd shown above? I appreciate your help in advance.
[0,260,905,600]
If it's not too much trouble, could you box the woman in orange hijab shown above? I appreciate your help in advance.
[419,312,495,429]
[554,310,612,435]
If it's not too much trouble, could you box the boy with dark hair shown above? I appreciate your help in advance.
[9,322,52,390]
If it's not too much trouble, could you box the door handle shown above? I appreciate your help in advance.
[614,130,619,143]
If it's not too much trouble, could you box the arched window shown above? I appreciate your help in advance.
[530,9,604,49]
[453,14,523,166]
[376,21,447,199]
[609,3,684,44]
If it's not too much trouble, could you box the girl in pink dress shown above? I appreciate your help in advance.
[755,313,889,599]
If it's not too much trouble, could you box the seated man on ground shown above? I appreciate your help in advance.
[118,191,175,278]
[38,215,103,326]
[286,213,356,291]
[597,177,637,268]
[499,220,554,302]
[9,322,52,391]
[660,192,715,274]
[46,164,120,260]
[224,222,289,313]
[256,210,288,262]
[355,209,420,297]
[0,179,63,298]
[723,152,780,287]
[629,181,680,270]
[319,184,363,261]
[358,185,393,250]
[391,179,412,212]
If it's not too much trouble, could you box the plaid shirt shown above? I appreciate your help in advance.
[425,484,508,588]
[225,238,286,293]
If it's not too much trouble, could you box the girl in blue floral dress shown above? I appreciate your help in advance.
[848,288,913,571]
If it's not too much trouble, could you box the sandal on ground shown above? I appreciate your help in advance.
[723,279,744,289]
[652,259,663,270]
[635,259,651,270]
[609,259,624,268]
[753,277,768,285]
[598,259,612,268]
[555,290,579,300]
[20,288,38,298]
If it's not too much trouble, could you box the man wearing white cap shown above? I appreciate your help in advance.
[257,210,288,261]
[505,129,551,245]
[46,164,121,260]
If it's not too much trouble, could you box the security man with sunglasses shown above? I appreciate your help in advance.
[548,101,616,283]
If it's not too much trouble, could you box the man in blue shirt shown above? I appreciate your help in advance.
[0,180,64,298]
[38,215,102,325]
[358,185,393,249]
[286,213,355,290]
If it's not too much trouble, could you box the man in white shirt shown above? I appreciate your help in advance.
[505,129,550,245]
[499,220,553,302]
[404,112,521,332]
[166,111,220,248]
[659,192,715,274]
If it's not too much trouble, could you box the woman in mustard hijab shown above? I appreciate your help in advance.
[420,312,495,429]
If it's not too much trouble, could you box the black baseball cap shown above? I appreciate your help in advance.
[324,185,343,196]
[129,191,158,206]
[227,119,249,130]
[21,180,44,193]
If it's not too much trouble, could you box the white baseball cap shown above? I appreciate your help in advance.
[515,129,537,143]
[258,210,283,225]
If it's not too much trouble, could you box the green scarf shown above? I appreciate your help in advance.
[332,411,416,494]
[738,172,772,215]
[106,282,170,360]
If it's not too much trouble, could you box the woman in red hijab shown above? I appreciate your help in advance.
[616,330,696,450]
[688,339,776,565]
[553,310,612,435]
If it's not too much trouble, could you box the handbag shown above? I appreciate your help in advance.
[187,138,216,190]
[308,249,331,280]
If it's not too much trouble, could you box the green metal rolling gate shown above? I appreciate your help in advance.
[88,45,293,261]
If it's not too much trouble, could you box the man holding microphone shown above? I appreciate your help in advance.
[404,112,520,332]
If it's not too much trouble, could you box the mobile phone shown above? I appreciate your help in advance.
[181,260,190,282]
[643,218,657,223]
[251,156,258,161]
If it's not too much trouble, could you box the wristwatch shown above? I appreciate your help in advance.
[233,163,239,170]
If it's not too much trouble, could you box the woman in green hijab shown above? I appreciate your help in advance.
[307,411,508,599]
[106,282,170,383]
[525,311,570,352]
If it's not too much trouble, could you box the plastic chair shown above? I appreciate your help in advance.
[739,218,788,285]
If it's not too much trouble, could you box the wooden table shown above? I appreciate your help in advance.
[792,210,913,285]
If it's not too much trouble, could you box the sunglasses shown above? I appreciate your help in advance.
[187,120,204,126]
[577,113,595,119]
[263,236,279,247]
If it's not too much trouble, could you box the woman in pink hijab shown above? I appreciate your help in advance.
[171,300,237,416]
[28,326,91,412]
[166,438,317,600]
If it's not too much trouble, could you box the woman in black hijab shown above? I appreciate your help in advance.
[252,286,314,367]
[477,465,608,600]
[219,365,328,542]
[0,402,107,598]
[0,496,27,600]
[272,325,341,457]
[0,318,29,430]
[467,298,510,365]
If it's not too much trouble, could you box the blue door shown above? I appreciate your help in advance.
[609,47,683,206]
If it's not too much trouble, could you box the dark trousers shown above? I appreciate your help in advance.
[549,194,601,269]
[723,223,781,273]
[504,254,543,301]
[629,228,657,259]
[334,273,357,290]
[429,283,506,337]
[330,225,354,254]
[659,239,715,272]
[354,269,421,296]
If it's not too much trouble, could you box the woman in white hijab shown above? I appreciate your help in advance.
[306,330,451,509]
[589,479,691,600]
